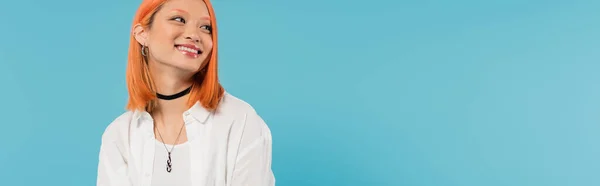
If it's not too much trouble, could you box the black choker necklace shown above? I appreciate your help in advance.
[156,86,192,100]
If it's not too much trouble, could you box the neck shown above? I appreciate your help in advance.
[148,61,195,120]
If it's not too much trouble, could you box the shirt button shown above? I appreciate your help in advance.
[185,112,190,116]
[146,173,151,177]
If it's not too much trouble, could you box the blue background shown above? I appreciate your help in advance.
[1,0,599,185]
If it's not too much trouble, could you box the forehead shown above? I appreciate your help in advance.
[159,0,210,16]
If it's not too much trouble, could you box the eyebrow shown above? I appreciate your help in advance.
[172,9,188,14]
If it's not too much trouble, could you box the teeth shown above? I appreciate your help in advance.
[177,46,199,54]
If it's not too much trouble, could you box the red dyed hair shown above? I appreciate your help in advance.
[125,0,224,112]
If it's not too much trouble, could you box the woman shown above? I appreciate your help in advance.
[96,0,275,185]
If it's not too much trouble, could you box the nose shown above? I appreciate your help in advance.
[185,34,200,43]
[184,25,201,43]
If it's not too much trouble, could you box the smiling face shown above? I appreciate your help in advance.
[134,0,213,74]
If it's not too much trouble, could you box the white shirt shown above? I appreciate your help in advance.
[151,140,191,186]
[96,93,275,186]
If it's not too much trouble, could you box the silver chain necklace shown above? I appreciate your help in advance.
[155,119,185,173]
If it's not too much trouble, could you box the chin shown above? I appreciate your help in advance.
[176,64,203,73]
[172,57,206,72]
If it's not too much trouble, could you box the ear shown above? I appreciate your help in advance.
[132,23,149,46]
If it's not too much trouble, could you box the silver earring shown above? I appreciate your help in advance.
[141,45,147,56]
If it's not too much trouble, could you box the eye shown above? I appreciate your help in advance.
[171,16,186,23]
[200,25,212,32]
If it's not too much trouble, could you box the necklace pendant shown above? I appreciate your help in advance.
[166,152,172,172]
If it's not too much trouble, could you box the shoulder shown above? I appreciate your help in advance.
[216,92,271,136]
[100,111,137,144]
[215,92,261,120]
[218,92,256,112]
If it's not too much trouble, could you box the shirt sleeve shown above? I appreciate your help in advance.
[97,127,132,186]
[229,111,276,186]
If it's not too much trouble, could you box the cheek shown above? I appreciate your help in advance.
[160,29,178,45]
[203,36,214,52]
[150,27,177,46]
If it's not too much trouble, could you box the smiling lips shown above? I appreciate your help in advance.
[175,44,201,58]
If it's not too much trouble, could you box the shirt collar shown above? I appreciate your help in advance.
[132,101,212,125]
[185,101,211,124]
